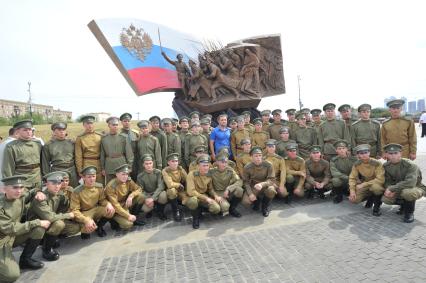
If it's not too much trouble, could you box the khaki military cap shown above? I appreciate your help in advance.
[196,154,210,164]
[310,109,322,116]
[215,153,228,162]
[300,108,311,114]
[228,117,237,124]
[285,109,296,115]
[13,119,33,129]
[241,110,251,117]
[249,146,263,155]
[80,166,97,175]
[286,143,298,151]
[119,113,132,121]
[202,114,212,121]
[80,115,95,124]
[191,121,200,128]
[137,120,149,128]
[200,118,210,125]
[51,122,67,131]
[354,144,371,153]
[386,99,405,108]
[357,104,372,112]
[265,139,277,146]
[142,154,153,162]
[240,138,251,146]
[271,109,282,115]
[1,175,27,187]
[383,143,402,153]
[167,153,180,162]
[149,116,161,122]
[114,164,130,174]
[253,118,262,125]
[338,104,351,112]
[295,112,305,120]
[260,110,271,116]
[323,103,336,111]
[279,127,289,134]
[44,171,66,184]
[236,116,245,123]
[161,118,172,125]
[179,116,189,123]
[189,111,200,118]
[310,145,322,153]
[218,146,230,156]
[194,145,207,153]
[106,116,119,125]
[333,140,349,148]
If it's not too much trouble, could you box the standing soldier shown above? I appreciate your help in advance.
[70,166,115,239]
[338,104,357,134]
[348,144,385,216]
[318,103,350,161]
[304,146,332,199]
[241,110,255,133]
[285,143,306,202]
[186,154,221,229]
[100,117,134,184]
[136,120,162,171]
[189,111,200,125]
[162,118,182,164]
[264,139,288,200]
[188,145,213,172]
[185,122,208,166]
[292,112,317,159]
[2,120,43,190]
[351,104,381,158]
[242,146,276,217]
[0,176,50,282]
[171,118,179,132]
[231,116,252,158]
[276,127,296,158]
[260,110,271,132]
[200,118,212,153]
[251,118,269,151]
[301,108,312,126]
[75,115,103,183]
[381,99,416,160]
[149,116,168,167]
[119,113,140,179]
[105,164,145,230]
[136,155,168,220]
[42,122,78,187]
[178,116,190,168]
[382,144,426,223]
[211,153,244,217]
[285,108,297,135]
[236,139,252,177]
[330,140,357,203]
[228,117,238,132]
[310,109,323,134]
[268,109,287,140]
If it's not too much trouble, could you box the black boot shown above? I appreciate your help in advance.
[109,218,121,231]
[171,199,182,222]
[156,203,167,221]
[252,199,260,211]
[403,201,415,223]
[372,195,382,216]
[229,197,242,218]
[19,239,44,269]
[306,189,314,199]
[191,208,200,229]
[96,218,108,237]
[318,190,325,199]
[333,187,343,204]
[130,204,145,226]
[261,197,272,217]
[365,195,374,208]
[42,235,60,261]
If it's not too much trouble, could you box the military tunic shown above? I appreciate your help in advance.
[262,122,270,132]
[150,130,168,168]
[242,161,276,205]
[264,153,287,197]
[251,131,269,150]
[210,167,243,212]
[350,119,381,157]
[244,123,255,134]
[75,131,103,183]
[184,133,208,165]
[230,129,252,158]
[292,125,318,159]
[162,166,189,203]
[178,129,190,167]
[185,170,220,213]
[136,169,167,212]
[236,152,252,177]
[330,155,357,188]
[318,119,350,159]
[268,121,287,141]
[348,159,385,203]
[380,117,417,158]
[136,135,162,171]
[165,132,182,164]
[285,156,306,196]
[304,159,332,191]
[276,139,296,158]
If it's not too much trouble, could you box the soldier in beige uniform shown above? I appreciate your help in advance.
[251,118,269,150]
[260,110,271,132]
[184,122,208,166]
[292,112,317,159]
[188,145,213,172]
[75,115,103,184]
[351,104,381,158]
[236,139,252,177]
[119,113,140,180]
[285,143,306,202]
[348,144,385,216]
[304,145,332,199]
[200,118,212,153]
[231,116,252,158]
[241,110,255,133]
[285,108,297,136]
[150,116,168,167]
[276,127,296,158]
[136,120,162,171]
[162,118,182,164]
[178,116,190,169]
[381,99,417,160]
[310,109,323,135]
[264,139,287,199]
[268,109,287,140]
[338,104,357,135]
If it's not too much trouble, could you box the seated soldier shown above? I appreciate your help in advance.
[60,171,74,203]
[330,140,357,203]
[211,153,244,217]
[285,143,306,202]
[264,139,288,200]
[348,144,385,216]
[137,154,168,220]
[236,138,252,177]
[215,146,236,170]
[188,145,213,172]
[70,166,115,239]
[0,176,50,283]
[28,171,79,261]
[382,143,426,223]
[276,127,296,158]
[162,153,188,222]
[105,164,145,230]
[242,146,276,217]
[186,154,221,229]
[304,145,333,199]
[251,118,269,151]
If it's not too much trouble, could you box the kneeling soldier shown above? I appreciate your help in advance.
[162,153,188,221]
[28,171,78,261]
[137,154,168,220]
[211,153,244,217]
[382,144,426,223]
[304,145,332,199]
[70,166,115,239]
[105,164,145,230]
[348,144,385,216]
[236,139,252,177]
[242,146,276,217]
[285,143,306,202]
[0,176,50,283]
[188,145,212,172]
[186,154,221,229]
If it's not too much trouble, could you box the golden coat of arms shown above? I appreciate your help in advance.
[120,24,153,62]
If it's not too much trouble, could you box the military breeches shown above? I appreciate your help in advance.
[304,181,333,191]
[166,187,189,205]
[214,186,244,213]
[185,195,220,214]
[78,206,112,233]
[382,188,425,204]
[273,180,289,198]
[286,174,305,196]
[46,220,75,236]
[142,191,167,213]
[350,183,385,204]
[331,177,349,188]
[242,185,276,206]
[113,195,144,229]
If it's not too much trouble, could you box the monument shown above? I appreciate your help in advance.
[88,19,285,116]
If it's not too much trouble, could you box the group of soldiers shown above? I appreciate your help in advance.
[0,99,425,283]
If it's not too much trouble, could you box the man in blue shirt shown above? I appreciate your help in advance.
[209,114,232,161]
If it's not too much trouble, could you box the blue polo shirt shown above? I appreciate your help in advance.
[210,126,232,156]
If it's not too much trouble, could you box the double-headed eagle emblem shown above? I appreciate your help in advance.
[120,24,153,62]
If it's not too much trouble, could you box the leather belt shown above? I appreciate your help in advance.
[16,164,40,170]
[84,156,100,160]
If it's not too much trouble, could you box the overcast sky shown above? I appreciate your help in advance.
[1,0,425,119]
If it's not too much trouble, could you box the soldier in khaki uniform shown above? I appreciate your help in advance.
[310,109,323,135]
[285,143,306,202]
[211,153,244,217]
[28,172,78,261]
[301,108,312,127]
[251,118,269,150]
[188,145,213,172]
[149,116,168,168]
[105,164,145,231]
[338,104,357,135]
[136,120,162,171]
[215,147,237,171]
[242,147,276,217]
[228,116,238,132]
[382,144,426,223]
[348,144,385,216]
[185,121,208,166]
[162,118,182,164]
[268,109,287,140]
[236,139,252,177]
[136,154,168,220]
[304,145,332,199]
[60,172,74,201]
[241,110,255,133]
[264,139,287,199]
[186,154,221,229]
[2,120,43,190]
[75,115,103,184]
[0,176,50,282]
[260,110,271,132]
[70,166,115,239]
[330,140,357,203]
[162,153,188,221]
[286,108,297,135]
[200,118,212,151]
[42,122,78,187]
[381,99,417,160]
[276,127,296,158]
[231,116,252,158]
[318,103,350,161]
[119,113,140,180]
[189,111,200,125]
[350,104,381,158]
[100,117,134,184]
[178,116,190,169]
[292,112,317,159]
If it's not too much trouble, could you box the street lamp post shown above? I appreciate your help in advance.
[297,75,303,111]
